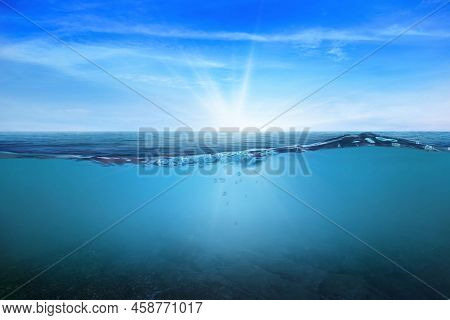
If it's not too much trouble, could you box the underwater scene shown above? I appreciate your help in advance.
[0,131,449,299]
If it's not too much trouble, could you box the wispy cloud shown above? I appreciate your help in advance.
[56,20,378,45]
[53,16,450,45]
[0,38,226,73]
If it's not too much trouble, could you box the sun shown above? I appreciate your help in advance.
[181,46,256,129]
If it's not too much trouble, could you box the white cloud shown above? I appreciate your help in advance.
[274,83,450,131]
[327,47,347,61]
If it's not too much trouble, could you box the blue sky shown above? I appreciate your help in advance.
[0,0,449,130]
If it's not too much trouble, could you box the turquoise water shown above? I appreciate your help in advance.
[1,146,449,299]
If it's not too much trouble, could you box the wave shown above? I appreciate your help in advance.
[0,132,444,166]
[147,132,441,167]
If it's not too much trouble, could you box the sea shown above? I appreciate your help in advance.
[0,131,449,299]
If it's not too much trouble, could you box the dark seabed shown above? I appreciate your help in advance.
[0,132,449,299]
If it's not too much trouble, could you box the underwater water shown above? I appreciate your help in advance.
[0,132,450,299]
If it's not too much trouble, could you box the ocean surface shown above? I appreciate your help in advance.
[0,132,449,299]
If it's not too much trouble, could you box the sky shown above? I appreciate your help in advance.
[0,0,449,131]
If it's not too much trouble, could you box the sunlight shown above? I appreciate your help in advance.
[192,47,255,128]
